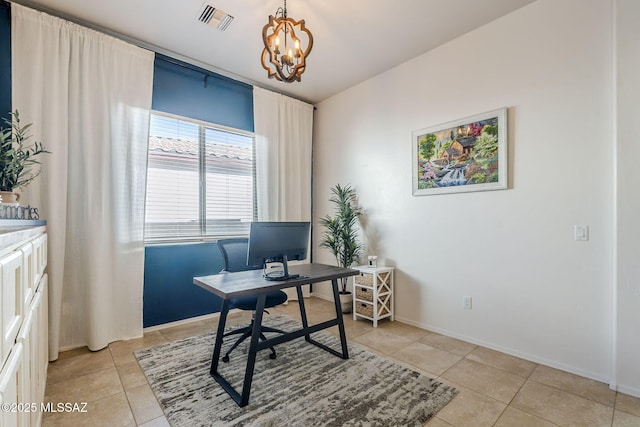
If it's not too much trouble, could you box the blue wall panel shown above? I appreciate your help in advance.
[146,55,256,326]
[143,243,225,327]
[152,55,254,132]
[0,2,11,123]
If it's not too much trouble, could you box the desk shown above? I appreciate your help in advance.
[194,263,359,407]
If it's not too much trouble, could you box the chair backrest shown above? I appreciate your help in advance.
[217,238,263,273]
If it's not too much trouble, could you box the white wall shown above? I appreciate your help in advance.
[312,0,616,384]
[615,0,640,397]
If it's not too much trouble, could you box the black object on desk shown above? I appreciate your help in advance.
[194,263,358,407]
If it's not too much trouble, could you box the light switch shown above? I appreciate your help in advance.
[574,225,589,241]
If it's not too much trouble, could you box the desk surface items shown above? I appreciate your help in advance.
[353,265,395,327]
[194,263,358,407]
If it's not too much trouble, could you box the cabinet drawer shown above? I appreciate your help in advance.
[20,241,35,311]
[0,343,23,427]
[355,301,374,317]
[1,251,24,365]
[355,273,374,286]
[355,272,391,289]
[32,234,47,278]
[355,287,373,302]
[18,302,37,425]
[35,275,48,402]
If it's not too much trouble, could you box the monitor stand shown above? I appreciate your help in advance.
[264,255,300,281]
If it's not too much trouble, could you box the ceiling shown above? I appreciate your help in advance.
[21,0,536,104]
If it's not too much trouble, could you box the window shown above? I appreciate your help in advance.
[145,112,256,242]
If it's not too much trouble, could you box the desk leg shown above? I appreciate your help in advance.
[331,278,350,359]
[210,299,229,376]
[296,285,311,342]
[239,293,266,407]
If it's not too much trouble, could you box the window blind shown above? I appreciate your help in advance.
[145,112,256,242]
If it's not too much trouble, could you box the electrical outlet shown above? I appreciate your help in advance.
[574,225,589,241]
[463,296,472,309]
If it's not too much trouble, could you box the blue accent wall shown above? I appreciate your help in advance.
[144,243,225,327]
[145,55,256,327]
[0,2,11,123]
[152,54,254,132]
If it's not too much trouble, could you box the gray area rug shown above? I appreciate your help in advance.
[135,316,458,427]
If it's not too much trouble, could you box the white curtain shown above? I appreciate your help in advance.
[253,87,313,300]
[11,5,154,359]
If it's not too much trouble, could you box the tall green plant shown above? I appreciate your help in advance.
[0,111,49,192]
[319,184,363,293]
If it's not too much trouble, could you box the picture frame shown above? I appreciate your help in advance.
[412,108,508,196]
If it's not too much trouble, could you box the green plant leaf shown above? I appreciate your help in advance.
[318,183,363,292]
[0,110,50,191]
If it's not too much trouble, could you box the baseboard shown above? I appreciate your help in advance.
[141,300,311,333]
[616,384,640,399]
[143,309,243,333]
[55,309,241,355]
[274,293,617,387]
[57,344,89,354]
[311,292,334,303]
[395,314,612,385]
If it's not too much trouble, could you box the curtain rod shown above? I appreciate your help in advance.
[155,54,246,89]
[4,0,315,105]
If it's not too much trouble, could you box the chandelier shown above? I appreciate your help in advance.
[261,0,313,83]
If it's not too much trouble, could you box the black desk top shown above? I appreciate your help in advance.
[193,263,358,299]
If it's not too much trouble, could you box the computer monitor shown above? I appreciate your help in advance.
[247,221,311,281]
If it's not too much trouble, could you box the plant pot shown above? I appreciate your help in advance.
[0,191,20,206]
[338,291,352,314]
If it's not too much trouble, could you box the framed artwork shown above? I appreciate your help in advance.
[412,108,508,196]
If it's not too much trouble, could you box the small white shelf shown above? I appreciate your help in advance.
[352,266,394,327]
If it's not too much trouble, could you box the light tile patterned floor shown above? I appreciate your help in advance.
[42,297,640,427]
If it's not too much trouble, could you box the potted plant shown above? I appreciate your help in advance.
[0,111,49,205]
[319,183,363,313]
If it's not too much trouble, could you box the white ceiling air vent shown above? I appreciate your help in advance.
[197,3,234,31]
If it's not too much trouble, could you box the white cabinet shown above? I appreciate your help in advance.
[34,276,48,408]
[16,278,47,427]
[0,343,24,427]
[17,308,33,427]
[353,266,394,327]
[32,235,47,279]
[0,226,47,427]
[20,243,34,315]
[1,251,23,365]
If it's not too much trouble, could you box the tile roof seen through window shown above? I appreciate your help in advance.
[148,136,252,160]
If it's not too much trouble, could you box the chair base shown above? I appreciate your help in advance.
[222,321,287,362]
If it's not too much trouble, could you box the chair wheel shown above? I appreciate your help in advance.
[269,353,277,360]
[222,355,230,363]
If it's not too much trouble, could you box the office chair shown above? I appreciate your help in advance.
[217,238,288,362]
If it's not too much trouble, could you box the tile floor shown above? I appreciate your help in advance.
[42,297,640,427]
